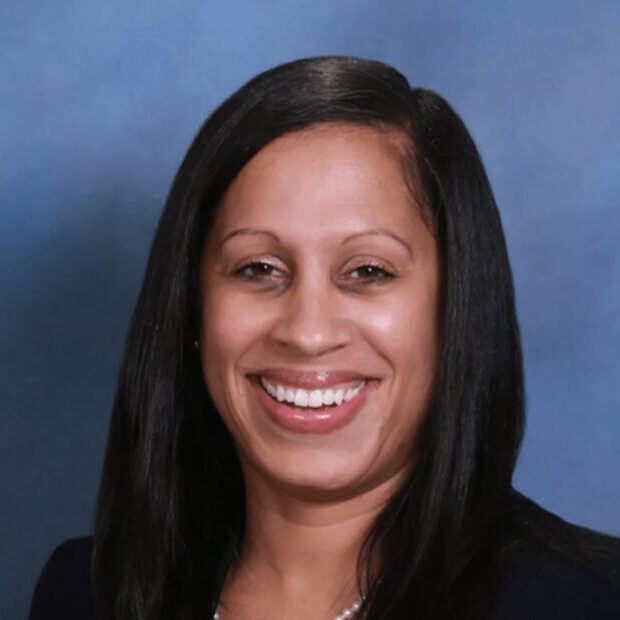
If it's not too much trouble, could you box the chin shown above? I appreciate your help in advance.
[255,442,386,500]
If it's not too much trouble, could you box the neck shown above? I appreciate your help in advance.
[219,466,404,618]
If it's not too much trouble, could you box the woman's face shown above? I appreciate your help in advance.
[200,123,440,500]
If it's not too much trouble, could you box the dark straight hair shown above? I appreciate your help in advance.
[92,56,605,619]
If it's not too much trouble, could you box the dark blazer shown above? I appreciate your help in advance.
[29,536,620,619]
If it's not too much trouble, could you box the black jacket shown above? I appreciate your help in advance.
[29,536,620,619]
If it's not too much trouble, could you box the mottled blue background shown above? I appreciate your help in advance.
[1,1,619,617]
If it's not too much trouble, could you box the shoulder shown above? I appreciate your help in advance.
[491,541,620,619]
[29,537,99,620]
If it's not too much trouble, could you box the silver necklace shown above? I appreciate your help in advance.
[213,595,364,619]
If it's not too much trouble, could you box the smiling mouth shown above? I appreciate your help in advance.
[250,374,377,434]
[258,375,367,409]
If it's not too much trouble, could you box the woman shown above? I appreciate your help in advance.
[30,56,620,619]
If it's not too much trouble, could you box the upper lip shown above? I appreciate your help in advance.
[252,368,374,389]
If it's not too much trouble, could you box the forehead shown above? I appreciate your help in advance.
[212,123,422,236]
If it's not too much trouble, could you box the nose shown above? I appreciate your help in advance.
[269,275,351,356]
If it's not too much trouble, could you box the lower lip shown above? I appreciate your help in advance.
[252,378,376,434]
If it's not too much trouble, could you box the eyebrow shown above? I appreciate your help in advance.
[219,228,281,248]
[219,227,412,258]
[342,229,413,258]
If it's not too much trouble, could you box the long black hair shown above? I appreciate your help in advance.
[92,56,611,619]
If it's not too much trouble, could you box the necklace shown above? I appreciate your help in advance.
[213,595,364,619]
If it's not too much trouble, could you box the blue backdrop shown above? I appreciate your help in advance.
[2,1,619,617]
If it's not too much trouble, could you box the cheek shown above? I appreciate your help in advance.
[363,287,440,437]
[201,289,272,383]
[200,292,257,431]
[363,293,439,365]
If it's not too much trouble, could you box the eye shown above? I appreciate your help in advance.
[233,261,284,281]
[347,263,395,284]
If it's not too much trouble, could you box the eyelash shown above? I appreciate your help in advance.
[348,263,395,283]
[233,261,395,285]
[235,261,282,281]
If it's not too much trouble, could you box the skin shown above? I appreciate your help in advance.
[200,123,441,619]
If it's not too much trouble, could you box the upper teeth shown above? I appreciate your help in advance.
[259,377,366,408]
